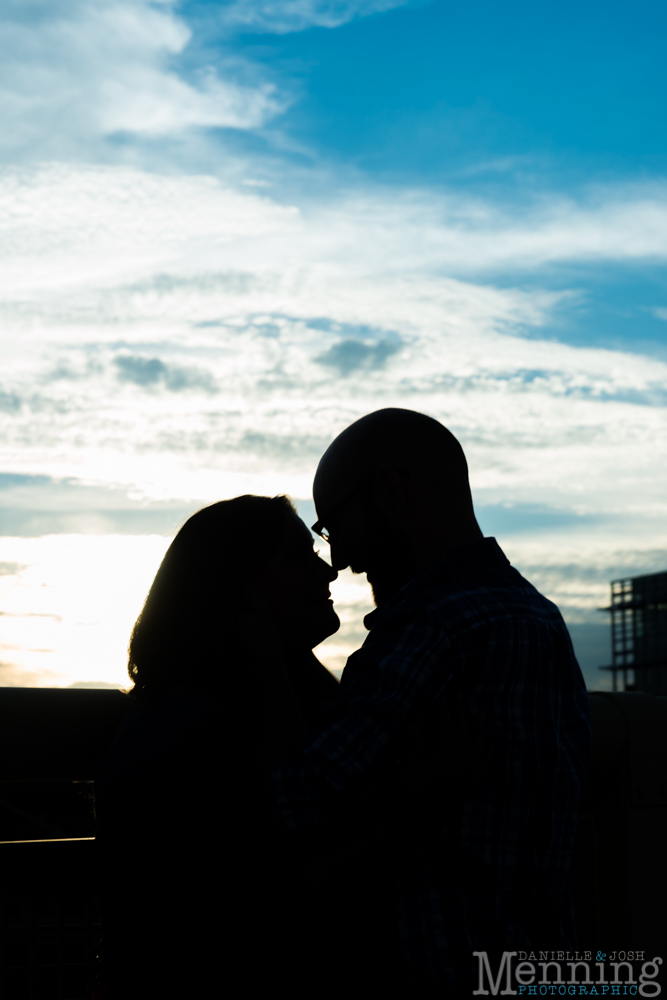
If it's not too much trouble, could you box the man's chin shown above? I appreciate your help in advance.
[368,566,413,607]
[349,560,404,605]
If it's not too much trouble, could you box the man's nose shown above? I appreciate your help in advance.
[328,541,349,573]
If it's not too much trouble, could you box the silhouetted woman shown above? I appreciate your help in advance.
[93,495,340,999]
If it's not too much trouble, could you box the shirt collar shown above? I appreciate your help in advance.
[363,536,509,631]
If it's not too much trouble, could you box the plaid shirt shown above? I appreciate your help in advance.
[273,538,591,995]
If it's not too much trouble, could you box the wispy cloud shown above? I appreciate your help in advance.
[0,163,666,520]
[315,337,401,375]
[0,1,283,162]
[3,167,667,309]
[300,185,667,274]
[113,355,218,393]
[0,562,25,577]
[214,0,411,34]
[0,164,298,294]
[1,0,664,691]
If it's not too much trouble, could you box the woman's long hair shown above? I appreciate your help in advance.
[128,494,296,697]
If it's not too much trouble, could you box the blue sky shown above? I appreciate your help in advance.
[235,0,666,173]
[0,0,666,688]
[240,0,667,357]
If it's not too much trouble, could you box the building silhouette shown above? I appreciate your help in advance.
[600,570,667,693]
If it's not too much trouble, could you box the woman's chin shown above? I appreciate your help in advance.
[309,609,340,648]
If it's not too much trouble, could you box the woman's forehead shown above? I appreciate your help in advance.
[284,512,314,547]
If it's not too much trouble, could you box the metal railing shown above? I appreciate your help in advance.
[0,689,128,1000]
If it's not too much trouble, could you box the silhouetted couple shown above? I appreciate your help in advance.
[94,408,591,1000]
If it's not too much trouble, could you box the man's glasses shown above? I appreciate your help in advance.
[311,480,366,543]
[311,468,411,542]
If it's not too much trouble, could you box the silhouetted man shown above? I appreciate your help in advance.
[273,408,591,998]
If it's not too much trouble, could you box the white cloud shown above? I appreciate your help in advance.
[1,161,666,687]
[2,6,664,689]
[299,185,667,274]
[0,164,666,519]
[3,167,667,305]
[0,163,298,294]
[215,0,410,34]
[0,1,282,161]
[499,536,667,624]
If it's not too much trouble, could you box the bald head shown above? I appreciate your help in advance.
[313,409,481,595]
[314,408,472,518]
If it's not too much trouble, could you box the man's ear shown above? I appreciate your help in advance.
[372,467,410,523]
